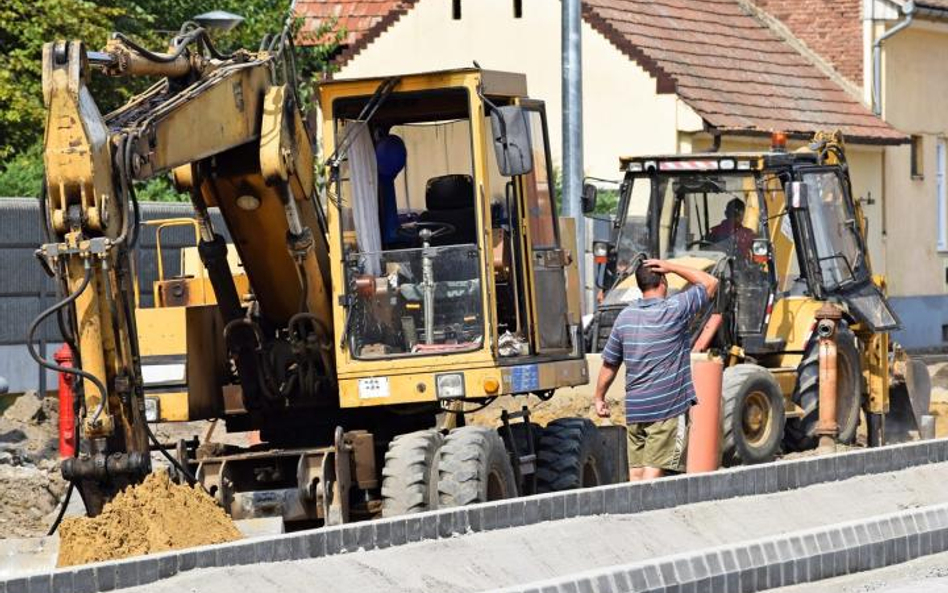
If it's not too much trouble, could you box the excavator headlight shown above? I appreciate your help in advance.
[436,373,465,400]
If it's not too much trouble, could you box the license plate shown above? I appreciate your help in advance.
[358,377,390,399]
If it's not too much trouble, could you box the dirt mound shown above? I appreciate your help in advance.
[57,471,241,567]
[0,462,66,538]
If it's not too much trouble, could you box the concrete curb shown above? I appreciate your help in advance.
[491,501,948,593]
[5,438,948,593]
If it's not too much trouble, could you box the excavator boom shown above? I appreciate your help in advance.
[38,30,332,513]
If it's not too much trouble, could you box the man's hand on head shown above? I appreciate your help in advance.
[644,259,672,274]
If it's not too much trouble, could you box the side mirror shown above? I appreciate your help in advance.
[788,181,808,209]
[582,183,598,214]
[489,106,534,176]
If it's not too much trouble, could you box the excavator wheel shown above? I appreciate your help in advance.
[536,418,611,493]
[437,426,516,507]
[784,328,862,452]
[381,429,444,517]
[721,364,785,466]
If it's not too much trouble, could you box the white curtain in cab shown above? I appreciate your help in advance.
[347,121,381,275]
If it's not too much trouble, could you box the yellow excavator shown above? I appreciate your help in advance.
[34,23,625,525]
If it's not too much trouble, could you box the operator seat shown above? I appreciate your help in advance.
[419,174,476,246]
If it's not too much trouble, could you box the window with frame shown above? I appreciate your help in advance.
[937,138,947,252]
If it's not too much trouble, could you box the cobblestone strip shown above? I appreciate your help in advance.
[490,502,948,593]
[5,439,946,593]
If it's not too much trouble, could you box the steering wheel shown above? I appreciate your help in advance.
[687,239,713,249]
[397,221,456,243]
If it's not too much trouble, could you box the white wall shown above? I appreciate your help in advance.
[336,0,688,180]
[881,25,948,297]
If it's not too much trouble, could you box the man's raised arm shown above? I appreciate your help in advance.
[645,259,719,298]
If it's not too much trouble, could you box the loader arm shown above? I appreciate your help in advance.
[39,32,332,514]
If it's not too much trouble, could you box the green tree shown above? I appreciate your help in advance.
[0,0,123,160]
[0,0,341,200]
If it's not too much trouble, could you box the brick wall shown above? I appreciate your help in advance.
[753,0,864,86]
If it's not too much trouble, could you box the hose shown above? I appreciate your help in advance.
[26,266,107,408]
[143,421,199,487]
[46,483,75,536]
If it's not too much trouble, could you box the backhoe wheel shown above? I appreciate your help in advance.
[536,418,611,493]
[381,429,444,517]
[784,328,861,452]
[721,364,786,466]
[438,426,516,507]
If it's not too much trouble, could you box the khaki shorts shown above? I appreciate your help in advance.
[627,414,687,472]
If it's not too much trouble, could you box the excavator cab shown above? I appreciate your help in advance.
[320,70,586,407]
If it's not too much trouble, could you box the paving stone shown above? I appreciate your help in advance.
[71,568,96,593]
[27,575,51,593]
[115,561,138,590]
[138,557,159,584]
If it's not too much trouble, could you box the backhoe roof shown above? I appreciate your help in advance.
[619,151,819,173]
[319,68,528,98]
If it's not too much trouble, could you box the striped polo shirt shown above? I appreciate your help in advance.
[601,286,709,423]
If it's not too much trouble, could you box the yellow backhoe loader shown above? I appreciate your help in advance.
[585,132,932,465]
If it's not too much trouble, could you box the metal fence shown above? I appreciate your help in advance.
[0,199,226,392]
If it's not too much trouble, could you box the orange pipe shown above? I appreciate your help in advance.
[687,356,724,473]
[816,322,839,448]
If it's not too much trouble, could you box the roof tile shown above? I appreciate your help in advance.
[297,0,905,144]
[585,0,905,143]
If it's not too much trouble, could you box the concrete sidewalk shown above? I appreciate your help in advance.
[120,463,948,593]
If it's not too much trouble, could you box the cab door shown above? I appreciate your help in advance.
[517,101,571,352]
[789,167,900,331]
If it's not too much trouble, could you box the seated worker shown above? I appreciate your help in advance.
[376,133,407,247]
[709,198,755,257]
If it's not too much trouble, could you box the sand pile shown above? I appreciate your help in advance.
[57,471,241,567]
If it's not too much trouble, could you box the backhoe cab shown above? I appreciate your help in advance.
[588,132,931,463]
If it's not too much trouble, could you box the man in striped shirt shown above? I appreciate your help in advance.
[594,259,718,480]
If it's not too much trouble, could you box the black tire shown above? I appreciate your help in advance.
[438,426,516,507]
[536,418,611,493]
[381,429,443,517]
[784,328,861,452]
[721,364,786,466]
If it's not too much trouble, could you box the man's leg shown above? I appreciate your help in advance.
[642,415,687,478]
[641,466,664,480]
[627,422,647,481]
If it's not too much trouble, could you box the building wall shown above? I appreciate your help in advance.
[752,0,864,85]
[881,26,948,298]
[335,0,686,180]
[877,25,948,348]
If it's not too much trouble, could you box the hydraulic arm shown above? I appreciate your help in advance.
[36,27,333,514]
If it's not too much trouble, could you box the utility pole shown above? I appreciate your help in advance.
[562,0,585,312]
